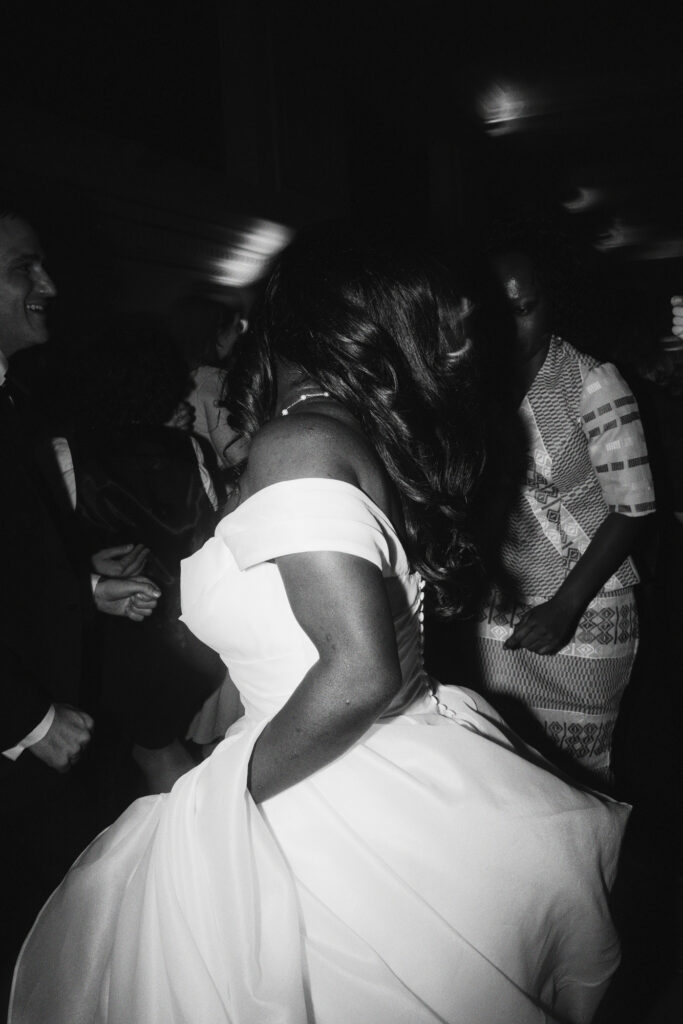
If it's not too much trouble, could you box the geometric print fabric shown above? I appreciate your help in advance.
[478,587,638,669]
[502,338,653,599]
[476,338,651,778]
[477,587,638,711]
[476,587,638,780]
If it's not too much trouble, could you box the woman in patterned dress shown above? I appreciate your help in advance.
[473,240,656,785]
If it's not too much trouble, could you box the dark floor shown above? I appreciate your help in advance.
[597,596,683,1024]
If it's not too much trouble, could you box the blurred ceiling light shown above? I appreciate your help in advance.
[593,217,647,253]
[212,219,293,287]
[561,187,604,213]
[621,237,683,261]
[592,218,683,260]
[476,81,534,134]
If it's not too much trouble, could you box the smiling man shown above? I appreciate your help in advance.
[0,201,161,1007]
[0,214,56,353]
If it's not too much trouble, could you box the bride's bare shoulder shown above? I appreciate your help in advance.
[241,412,366,494]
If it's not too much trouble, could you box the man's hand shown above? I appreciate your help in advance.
[94,576,161,620]
[504,598,579,655]
[29,703,94,772]
[91,543,149,578]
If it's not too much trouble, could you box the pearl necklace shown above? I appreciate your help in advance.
[280,391,331,416]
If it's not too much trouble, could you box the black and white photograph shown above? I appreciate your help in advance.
[1,4,681,1021]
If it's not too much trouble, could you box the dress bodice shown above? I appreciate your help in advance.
[180,478,428,721]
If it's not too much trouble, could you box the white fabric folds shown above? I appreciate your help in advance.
[11,478,629,1024]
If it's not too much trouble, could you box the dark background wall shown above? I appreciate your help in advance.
[2,1,683,351]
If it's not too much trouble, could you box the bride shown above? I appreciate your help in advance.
[10,225,628,1024]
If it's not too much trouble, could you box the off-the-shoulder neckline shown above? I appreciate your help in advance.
[227,477,402,541]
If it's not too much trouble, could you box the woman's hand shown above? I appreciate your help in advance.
[504,598,579,655]
[505,512,647,656]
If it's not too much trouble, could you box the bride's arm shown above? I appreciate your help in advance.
[243,413,403,803]
[248,548,403,804]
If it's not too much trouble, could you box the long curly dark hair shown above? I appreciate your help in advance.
[225,224,486,617]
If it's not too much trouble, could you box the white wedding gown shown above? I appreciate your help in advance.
[10,479,629,1024]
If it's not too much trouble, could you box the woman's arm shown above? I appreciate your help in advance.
[505,512,644,654]
[508,361,655,655]
[248,549,403,803]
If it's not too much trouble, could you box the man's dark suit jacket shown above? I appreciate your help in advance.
[0,379,91,805]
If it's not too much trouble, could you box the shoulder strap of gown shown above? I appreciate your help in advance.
[217,478,407,576]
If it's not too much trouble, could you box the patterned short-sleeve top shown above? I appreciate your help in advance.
[499,336,655,600]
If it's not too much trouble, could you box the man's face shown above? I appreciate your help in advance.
[0,216,57,355]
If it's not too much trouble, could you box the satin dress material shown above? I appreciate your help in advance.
[10,479,629,1024]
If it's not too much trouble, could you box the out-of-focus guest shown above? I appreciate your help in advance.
[164,394,196,433]
[614,298,683,800]
[671,294,683,344]
[169,296,249,474]
[54,316,226,794]
[0,203,160,1008]
[634,296,683,528]
[473,226,656,787]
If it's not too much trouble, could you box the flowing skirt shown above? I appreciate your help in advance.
[10,687,628,1024]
